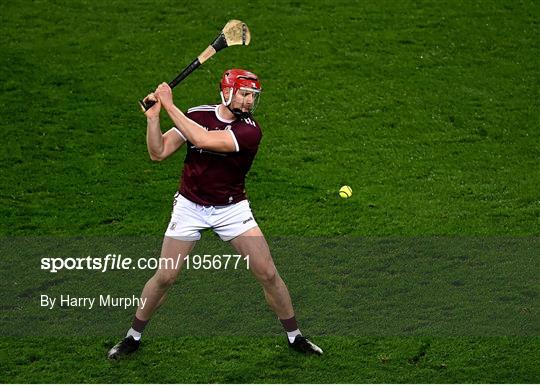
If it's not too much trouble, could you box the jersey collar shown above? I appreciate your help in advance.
[215,105,235,124]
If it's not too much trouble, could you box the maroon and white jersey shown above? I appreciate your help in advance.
[173,104,262,206]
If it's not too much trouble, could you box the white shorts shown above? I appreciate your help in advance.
[164,193,258,242]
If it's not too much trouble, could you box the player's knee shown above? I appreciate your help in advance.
[256,266,278,286]
[154,271,178,288]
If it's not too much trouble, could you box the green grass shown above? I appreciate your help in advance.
[2,337,539,383]
[1,0,539,383]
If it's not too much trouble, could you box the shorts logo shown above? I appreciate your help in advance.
[169,222,177,230]
[242,216,254,224]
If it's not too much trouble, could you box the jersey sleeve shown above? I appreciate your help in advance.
[230,120,262,153]
[171,110,199,142]
[171,127,187,141]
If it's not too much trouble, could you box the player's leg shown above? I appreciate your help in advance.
[135,236,195,321]
[107,236,195,359]
[229,226,323,355]
[230,227,293,318]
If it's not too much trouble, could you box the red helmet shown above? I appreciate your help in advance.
[220,69,261,110]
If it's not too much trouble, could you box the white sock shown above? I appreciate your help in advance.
[126,327,142,341]
[287,329,301,343]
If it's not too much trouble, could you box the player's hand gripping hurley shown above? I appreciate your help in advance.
[139,20,251,112]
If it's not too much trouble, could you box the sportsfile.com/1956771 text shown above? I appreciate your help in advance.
[40,254,250,273]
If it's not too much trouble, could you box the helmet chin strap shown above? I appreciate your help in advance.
[220,89,234,106]
[220,89,251,118]
[227,106,251,118]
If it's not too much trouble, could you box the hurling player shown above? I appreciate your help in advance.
[108,69,322,358]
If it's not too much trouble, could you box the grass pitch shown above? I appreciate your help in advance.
[1,0,539,383]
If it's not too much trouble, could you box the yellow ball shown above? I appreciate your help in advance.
[339,185,352,198]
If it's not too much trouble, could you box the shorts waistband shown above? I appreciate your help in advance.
[176,192,234,209]
[197,203,230,209]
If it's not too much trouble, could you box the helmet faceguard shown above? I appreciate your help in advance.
[220,69,262,117]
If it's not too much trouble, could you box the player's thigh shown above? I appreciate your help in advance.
[165,193,206,242]
[229,227,277,282]
[153,236,196,285]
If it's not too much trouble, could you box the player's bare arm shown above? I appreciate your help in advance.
[144,92,186,162]
[155,83,236,153]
